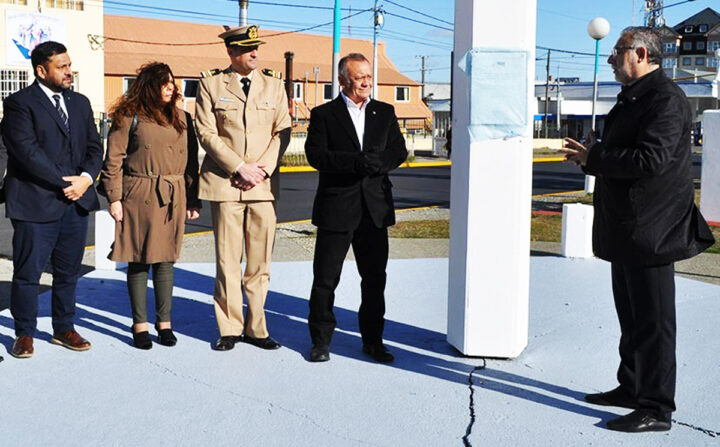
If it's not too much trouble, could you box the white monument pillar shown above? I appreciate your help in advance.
[447,0,535,357]
[700,110,720,223]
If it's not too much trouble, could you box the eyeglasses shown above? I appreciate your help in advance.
[611,46,636,56]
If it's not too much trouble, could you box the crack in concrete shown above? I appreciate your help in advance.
[462,359,487,447]
[673,420,720,438]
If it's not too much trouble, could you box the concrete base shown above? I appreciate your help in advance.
[701,110,720,223]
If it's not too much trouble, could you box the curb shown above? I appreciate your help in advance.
[279,157,566,172]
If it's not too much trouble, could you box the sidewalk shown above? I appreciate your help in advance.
[0,208,719,446]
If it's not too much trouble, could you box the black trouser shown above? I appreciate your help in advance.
[308,209,389,347]
[127,262,174,325]
[611,262,676,418]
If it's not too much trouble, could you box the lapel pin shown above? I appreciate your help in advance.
[372,111,376,115]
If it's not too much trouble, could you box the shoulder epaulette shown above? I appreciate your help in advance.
[200,68,222,78]
[262,68,282,79]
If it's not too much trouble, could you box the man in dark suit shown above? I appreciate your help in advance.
[305,53,408,363]
[1,41,103,359]
[562,27,714,432]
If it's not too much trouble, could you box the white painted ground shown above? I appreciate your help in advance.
[0,257,718,446]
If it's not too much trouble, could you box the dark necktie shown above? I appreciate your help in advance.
[241,77,250,97]
[53,94,70,132]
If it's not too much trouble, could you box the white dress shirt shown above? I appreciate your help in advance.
[340,92,370,151]
[38,81,69,118]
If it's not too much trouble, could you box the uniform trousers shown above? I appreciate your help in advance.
[611,261,676,418]
[211,200,275,338]
[308,206,389,347]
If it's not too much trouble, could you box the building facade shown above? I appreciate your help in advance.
[0,0,104,114]
[660,7,720,78]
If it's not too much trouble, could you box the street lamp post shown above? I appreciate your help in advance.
[585,17,610,194]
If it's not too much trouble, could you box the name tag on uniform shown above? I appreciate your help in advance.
[219,97,233,102]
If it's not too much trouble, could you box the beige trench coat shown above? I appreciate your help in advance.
[101,111,200,263]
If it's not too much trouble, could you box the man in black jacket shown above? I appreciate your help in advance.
[305,53,407,363]
[562,27,714,433]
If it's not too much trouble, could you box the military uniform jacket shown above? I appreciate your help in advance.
[584,68,714,265]
[195,67,291,202]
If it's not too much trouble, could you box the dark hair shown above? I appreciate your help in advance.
[30,41,67,74]
[338,53,370,83]
[110,62,185,133]
[622,26,663,65]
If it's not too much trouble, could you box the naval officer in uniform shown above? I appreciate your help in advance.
[195,25,291,351]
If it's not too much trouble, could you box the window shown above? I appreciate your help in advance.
[46,0,83,10]
[395,86,410,102]
[123,77,136,93]
[684,25,694,33]
[323,84,333,101]
[183,79,199,98]
[293,82,302,100]
[663,42,677,53]
[710,41,720,52]
[70,72,79,92]
[699,24,708,33]
[695,57,705,66]
[697,41,705,50]
[709,57,718,68]
[682,57,692,66]
[683,41,692,50]
[1,69,30,100]
[662,58,677,68]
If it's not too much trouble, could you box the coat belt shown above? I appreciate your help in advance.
[124,171,184,221]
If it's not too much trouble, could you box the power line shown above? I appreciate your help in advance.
[97,8,371,46]
[382,11,454,32]
[382,0,454,27]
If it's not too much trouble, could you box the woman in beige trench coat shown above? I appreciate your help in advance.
[101,62,201,350]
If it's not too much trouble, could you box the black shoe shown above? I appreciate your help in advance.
[244,335,281,350]
[362,343,394,363]
[585,387,637,409]
[214,336,240,351]
[132,330,152,350]
[155,324,177,347]
[310,344,330,362]
[606,410,671,433]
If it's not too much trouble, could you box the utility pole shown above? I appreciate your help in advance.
[238,0,248,26]
[332,0,341,98]
[644,0,665,27]
[543,49,550,138]
[314,67,320,109]
[417,55,428,101]
[372,0,383,100]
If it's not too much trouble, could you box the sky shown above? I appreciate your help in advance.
[100,0,719,84]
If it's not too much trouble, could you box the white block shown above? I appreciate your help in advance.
[94,210,125,271]
[561,203,594,258]
[701,110,720,223]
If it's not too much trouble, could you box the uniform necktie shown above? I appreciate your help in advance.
[53,94,70,132]
[241,77,250,97]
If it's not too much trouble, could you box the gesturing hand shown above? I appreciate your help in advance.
[559,138,589,167]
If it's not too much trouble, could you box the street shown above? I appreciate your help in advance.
[0,157,702,257]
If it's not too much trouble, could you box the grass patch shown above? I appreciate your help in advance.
[531,214,563,242]
[280,153,308,167]
[389,220,449,238]
[708,226,720,254]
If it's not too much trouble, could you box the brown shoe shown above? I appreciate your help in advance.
[11,336,34,359]
[51,330,91,351]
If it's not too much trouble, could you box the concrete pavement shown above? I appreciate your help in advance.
[0,207,719,446]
